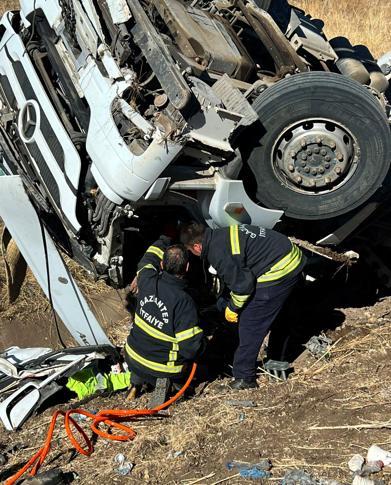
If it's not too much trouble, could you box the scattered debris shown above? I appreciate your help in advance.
[347,444,390,483]
[224,400,257,408]
[281,469,319,485]
[304,334,333,359]
[361,461,383,477]
[21,468,76,484]
[0,346,118,431]
[226,460,271,480]
[367,445,391,467]
[238,412,246,423]
[263,360,290,380]
[280,469,342,485]
[349,455,365,473]
[72,413,87,423]
[114,453,134,476]
[167,450,184,459]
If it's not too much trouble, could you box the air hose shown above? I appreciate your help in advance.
[5,363,197,485]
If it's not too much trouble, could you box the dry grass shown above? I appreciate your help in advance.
[2,305,390,484]
[0,0,17,14]
[292,0,391,58]
[0,223,107,318]
[0,225,48,319]
[1,0,390,58]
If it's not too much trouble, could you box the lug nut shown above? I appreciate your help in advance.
[319,167,325,174]
[311,168,317,175]
[325,163,330,169]
[296,176,303,184]
[314,147,320,154]
[325,155,331,162]
[309,180,316,188]
[330,141,336,149]
[336,152,344,161]
[290,150,296,158]
[306,149,313,156]
[321,149,327,156]
[301,139,307,148]
[301,154,307,161]
[301,161,307,167]
[325,177,332,184]
[304,167,310,173]
[335,166,342,174]
[288,164,295,172]
[316,137,322,144]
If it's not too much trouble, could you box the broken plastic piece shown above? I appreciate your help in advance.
[226,460,272,479]
[367,445,391,467]
[168,450,184,458]
[304,334,332,359]
[114,453,134,476]
[264,359,290,380]
[361,461,383,476]
[349,454,365,473]
[281,469,320,484]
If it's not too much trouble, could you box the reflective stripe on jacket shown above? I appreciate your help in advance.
[202,225,306,312]
[126,236,205,378]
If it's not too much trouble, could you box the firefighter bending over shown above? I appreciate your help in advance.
[125,236,205,395]
[180,223,306,391]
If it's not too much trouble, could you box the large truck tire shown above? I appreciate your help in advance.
[246,72,391,220]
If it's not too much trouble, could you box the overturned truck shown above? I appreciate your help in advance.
[0,0,391,296]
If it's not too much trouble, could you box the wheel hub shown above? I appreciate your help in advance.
[273,121,359,193]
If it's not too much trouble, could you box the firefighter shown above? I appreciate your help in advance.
[125,236,205,393]
[180,223,306,390]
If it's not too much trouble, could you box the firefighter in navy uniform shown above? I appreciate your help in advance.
[180,223,306,390]
[125,236,205,393]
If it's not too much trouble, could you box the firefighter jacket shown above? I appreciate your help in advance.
[126,236,205,378]
[201,225,306,313]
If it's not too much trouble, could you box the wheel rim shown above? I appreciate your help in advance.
[272,119,360,195]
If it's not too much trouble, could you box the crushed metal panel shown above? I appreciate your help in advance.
[107,0,132,24]
[0,175,112,347]
[201,175,283,228]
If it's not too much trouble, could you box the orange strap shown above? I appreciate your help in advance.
[5,363,197,485]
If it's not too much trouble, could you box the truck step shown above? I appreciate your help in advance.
[212,74,258,126]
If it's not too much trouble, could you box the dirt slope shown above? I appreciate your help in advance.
[0,2,390,484]
[0,281,390,485]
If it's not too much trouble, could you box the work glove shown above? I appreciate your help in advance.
[225,307,239,323]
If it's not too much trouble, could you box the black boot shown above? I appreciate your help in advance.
[228,378,258,390]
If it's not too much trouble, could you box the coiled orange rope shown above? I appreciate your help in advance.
[5,363,197,485]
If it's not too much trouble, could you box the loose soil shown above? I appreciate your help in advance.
[0,1,390,483]
[0,254,390,485]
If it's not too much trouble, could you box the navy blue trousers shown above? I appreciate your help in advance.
[233,274,300,379]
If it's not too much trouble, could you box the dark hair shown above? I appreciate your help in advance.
[163,244,189,276]
[179,222,206,246]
